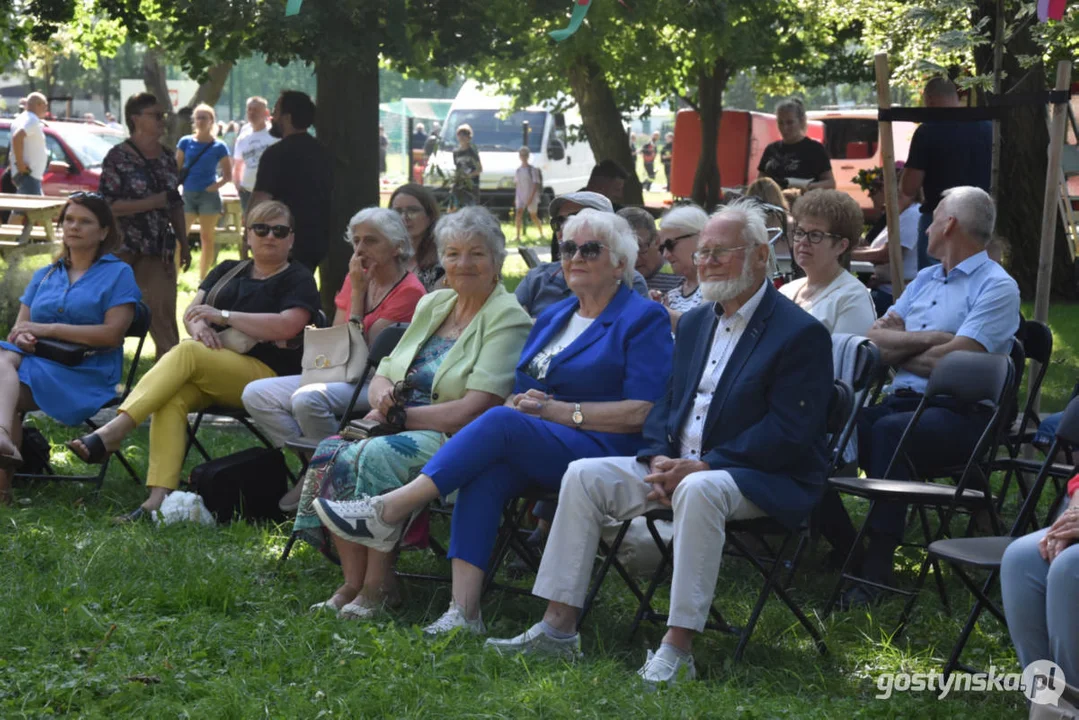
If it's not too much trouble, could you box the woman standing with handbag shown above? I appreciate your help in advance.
[242,207,425,512]
[177,103,232,279]
[68,201,321,522]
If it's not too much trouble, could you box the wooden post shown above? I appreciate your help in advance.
[989,0,1004,202]
[874,52,906,298]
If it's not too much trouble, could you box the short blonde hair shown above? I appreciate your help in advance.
[193,103,216,122]
[248,200,293,227]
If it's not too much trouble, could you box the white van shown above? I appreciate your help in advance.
[427,80,595,214]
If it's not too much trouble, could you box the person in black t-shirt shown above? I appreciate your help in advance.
[758,98,834,192]
[250,90,334,272]
[68,200,322,523]
[451,123,482,208]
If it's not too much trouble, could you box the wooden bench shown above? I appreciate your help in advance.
[188,196,244,249]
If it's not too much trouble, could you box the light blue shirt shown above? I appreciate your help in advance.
[891,250,1019,394]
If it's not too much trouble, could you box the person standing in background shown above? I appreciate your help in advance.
[177,103,232,279]
[9,92,48,196]
[452,124,482,208]
[660,132,674,191]
[641,132,658,191]
[232,97,278,261]
[379,125,389,176]
[514,147,544,243]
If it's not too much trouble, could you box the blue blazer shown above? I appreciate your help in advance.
[637,283,834,528]
[516,284,673,457]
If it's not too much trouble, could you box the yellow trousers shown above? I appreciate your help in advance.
[120,339,276,490]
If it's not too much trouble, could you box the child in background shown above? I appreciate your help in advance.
[452,124,482,207]
[514,147,544,242]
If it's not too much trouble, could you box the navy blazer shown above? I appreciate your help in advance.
[637,282,833,528]
[516,284,673,457]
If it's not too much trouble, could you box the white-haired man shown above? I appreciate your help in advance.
[10,92,48,196]
[486,200,835,686]
[820,185,1020,609]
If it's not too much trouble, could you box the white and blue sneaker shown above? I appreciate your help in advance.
[314,495,403,552]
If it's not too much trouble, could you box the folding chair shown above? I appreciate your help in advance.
[15,301,152,491]
[893,395,1079,677]
[823,351,1016,617]
[578,380,854,661]
[276,322,410,566]
[478,488,560,597]
[518,246,541,269]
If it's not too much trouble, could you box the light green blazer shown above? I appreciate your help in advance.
[376,284,531,403]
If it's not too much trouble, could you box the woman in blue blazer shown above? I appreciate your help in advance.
[314,209,673,631]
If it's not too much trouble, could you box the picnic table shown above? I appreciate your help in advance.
[0,193,66,258]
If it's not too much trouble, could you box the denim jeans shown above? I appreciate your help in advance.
[1000,529,1079,682]
[13,173,42,195]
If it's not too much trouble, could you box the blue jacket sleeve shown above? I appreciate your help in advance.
[621,301,674,402]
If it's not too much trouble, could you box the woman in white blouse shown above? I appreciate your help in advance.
[781,189,876,335]
[653,203,709,332]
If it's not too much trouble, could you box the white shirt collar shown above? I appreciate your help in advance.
[713,278,768,324]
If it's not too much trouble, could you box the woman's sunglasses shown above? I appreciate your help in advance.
[659,232,698,254]
[250,223,292,239]
[558,240,605,261]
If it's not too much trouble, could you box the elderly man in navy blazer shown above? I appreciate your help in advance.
[486,200,835,685]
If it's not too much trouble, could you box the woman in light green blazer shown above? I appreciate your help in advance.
[293,207,531,620]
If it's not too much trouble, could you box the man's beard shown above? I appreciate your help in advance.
[700,252,757,303]
[269,119,283,138]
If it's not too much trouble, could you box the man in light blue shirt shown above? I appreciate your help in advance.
[821,186,1020,609]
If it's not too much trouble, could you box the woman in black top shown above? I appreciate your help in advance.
[758,98,836,192]
[69,200,322,522]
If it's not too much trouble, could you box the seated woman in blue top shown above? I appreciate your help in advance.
[313,209,674,634]
[0,193,142,504]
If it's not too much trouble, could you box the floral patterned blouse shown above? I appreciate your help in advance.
[99,143,183,262]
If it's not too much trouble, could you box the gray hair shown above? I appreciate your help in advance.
[712,199,770,249]
[562,209,638,286]
[938,186,996,245]
[433,206,508,270]
[660,203,709,235]
[616,207,657,244]
[775,97,807,127]
[345,207,413,266]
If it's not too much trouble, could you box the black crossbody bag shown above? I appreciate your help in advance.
[26,263,99,367]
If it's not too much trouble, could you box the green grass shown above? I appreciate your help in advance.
[5,249,1079,717]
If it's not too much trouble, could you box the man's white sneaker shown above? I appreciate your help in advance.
[484,623,583,660]
[423,602,486,636]
[314,495,402,552]
[637,647,696,688]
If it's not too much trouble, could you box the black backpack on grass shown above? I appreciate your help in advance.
[189,448,289,524]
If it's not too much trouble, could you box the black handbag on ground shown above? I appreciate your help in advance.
[19,425,51,475]
[188,447,290,524]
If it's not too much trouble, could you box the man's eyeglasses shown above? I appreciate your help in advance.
[393,206,426,220]
[659,232,698,254]
[692,244,753,265]
[250,223,293,239]
[550,212,579,235]
[558,240,606,261]
[791,226,845,245]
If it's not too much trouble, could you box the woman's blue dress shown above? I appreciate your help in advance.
[0,254,141,425]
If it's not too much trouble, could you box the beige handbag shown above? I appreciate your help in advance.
[300,319,369,385]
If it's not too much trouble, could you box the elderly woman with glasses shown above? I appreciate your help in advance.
[780,189,876,335]
[313,209,673,634]
[654,204,710,331]
[69,201,322,522]
[242,207,426,512]
[293,207,532,619]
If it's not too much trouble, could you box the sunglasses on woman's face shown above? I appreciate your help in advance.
[659,232,698,254]
[558,240,605,261]
[250,223,292,239]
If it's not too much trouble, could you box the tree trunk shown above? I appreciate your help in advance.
[692,58,729,211]
[974,2,1073,299]
[565,56,644,206]
[315,46,381,313]
[143,50,233,147]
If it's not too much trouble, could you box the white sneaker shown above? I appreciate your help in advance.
[338,600,379,621]
[484,622,583,660]
[423,602,486,636]
[314,495,403,552]
[637,646,696,688]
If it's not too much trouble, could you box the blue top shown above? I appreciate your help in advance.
[905,121,992,213]
[514,284,673,456]
[891,250,1020,394]
[0,254,142,425]
[176,136,230,192]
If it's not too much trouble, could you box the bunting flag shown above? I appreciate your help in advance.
[1037,0,1068,21]
[285,0,303,17]
[549,0,594,42]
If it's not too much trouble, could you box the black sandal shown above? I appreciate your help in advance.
[112,506,153,525]
[67,433,110,465]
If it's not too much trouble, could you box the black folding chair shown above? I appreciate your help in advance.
[823,351,1017,617]
[276,323,410,566]
[16,301,152,491]
[518,247,541,269]
[893,396,1079,677]
[577,380,854,661]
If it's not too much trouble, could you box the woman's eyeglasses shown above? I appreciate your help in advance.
[393,206,426,220]
[790,226,844,245]
[659,232,698,254]
[558,240,605,261]
[692,244,753,265]
[250,223,292,239]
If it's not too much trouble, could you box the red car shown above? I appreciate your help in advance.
[0,119,125,196]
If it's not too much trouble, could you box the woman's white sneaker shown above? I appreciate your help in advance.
[314,495,402,552]
[423,602,486,636]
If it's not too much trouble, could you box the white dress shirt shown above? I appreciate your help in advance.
[678,280,768,460]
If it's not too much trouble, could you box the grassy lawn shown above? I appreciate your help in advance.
[2,245,1076,717]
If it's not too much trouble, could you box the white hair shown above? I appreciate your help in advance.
[345,207,413,266]
[938,186,996,245]
[660,203,709,235]
[562,209,638,286]
[433,206,507,270]
[699,199,773,303]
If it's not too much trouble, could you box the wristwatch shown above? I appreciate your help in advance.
[571,402,584,429]
[220,309,231,325]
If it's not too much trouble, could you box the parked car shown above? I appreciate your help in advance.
[0,119,122,196]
